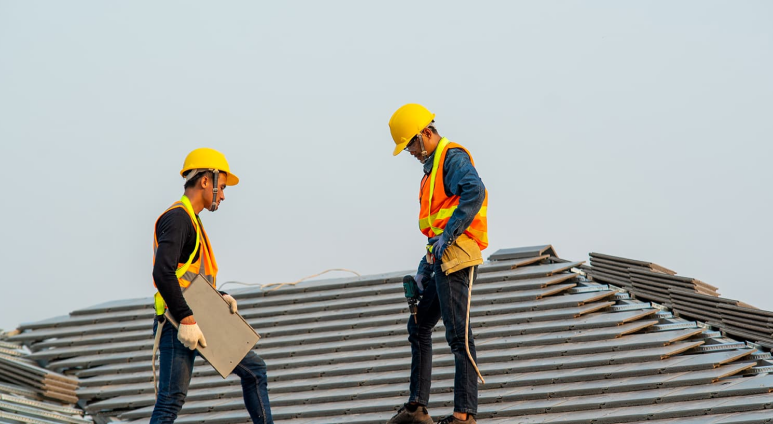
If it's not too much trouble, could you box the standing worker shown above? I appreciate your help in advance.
[386,104,488,424]
[150,148,273,424]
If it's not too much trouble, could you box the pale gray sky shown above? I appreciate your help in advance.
[1,1,771,331]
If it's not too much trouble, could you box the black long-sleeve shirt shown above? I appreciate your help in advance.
[152,207,199,322]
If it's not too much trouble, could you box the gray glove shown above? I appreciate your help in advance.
[415,274,426,294]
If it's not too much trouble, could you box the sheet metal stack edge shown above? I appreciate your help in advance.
[587,252,773,348]
[0,337,89,423]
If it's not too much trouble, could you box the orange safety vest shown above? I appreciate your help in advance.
[419,138,488,250]
[152,195,218,315]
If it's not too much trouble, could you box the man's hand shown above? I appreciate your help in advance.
[414,274,426,294]
[432,233,451,261]
[223,294,238,314]
[177,321,207,350]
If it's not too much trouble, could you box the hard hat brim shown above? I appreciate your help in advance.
[225,172,239,186]
[392,141,409,156]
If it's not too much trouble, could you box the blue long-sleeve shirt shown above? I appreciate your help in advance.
[417,144,486,280]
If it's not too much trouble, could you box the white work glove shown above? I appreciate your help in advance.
[177,323,207,350]
[223,294,238,314]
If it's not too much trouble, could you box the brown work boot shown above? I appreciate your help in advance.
[386,403,434,424]
[436,414,476,424]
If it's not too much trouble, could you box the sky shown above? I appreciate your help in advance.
[0,1,771,332]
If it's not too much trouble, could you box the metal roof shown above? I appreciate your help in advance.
[4,245,773,423]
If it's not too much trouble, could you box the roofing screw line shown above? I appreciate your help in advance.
[693,342,747,353]
[219,269,361,293]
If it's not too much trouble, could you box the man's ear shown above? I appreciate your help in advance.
[199,175,209,189]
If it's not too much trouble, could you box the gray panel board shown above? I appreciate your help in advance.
[590,252,676,275]
[488,245,556,261]
[477,255,549,273]
[166,275,260,379]
[476,262,583,284]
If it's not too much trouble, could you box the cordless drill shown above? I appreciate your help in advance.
[403,275,421,323]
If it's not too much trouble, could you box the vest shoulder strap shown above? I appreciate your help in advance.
[173,196,201,279]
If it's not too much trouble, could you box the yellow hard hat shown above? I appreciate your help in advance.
[180,148,239,186]
[388,103,436,156]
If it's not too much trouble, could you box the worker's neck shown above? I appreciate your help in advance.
[183,189,206,215]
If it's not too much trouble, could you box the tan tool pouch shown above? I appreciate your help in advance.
[440,234,483,275]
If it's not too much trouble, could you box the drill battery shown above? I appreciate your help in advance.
[403,275,421,323]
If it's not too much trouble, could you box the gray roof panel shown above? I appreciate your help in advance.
[488,245,557,261]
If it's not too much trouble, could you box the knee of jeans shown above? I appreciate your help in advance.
[244,351,267,372]
[444,327,466,349]
[155,391,186,409]
[408,330,422,346]
[408,321,433,341]
[407,318,418,336]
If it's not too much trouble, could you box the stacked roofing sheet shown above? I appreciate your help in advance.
[0,338,89,423]
[586,252,719,301]
[6,245,773,423]
[587,252,773,350]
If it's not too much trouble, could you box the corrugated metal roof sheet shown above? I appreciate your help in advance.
[586,251,773,349]
[4,245,773,423]
[0,339,90,423]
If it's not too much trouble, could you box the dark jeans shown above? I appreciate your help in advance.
[150,318,273,424]
[407,263,478,415]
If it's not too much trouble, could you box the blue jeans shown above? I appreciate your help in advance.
[150,318,273,424]
[407,263,478,415]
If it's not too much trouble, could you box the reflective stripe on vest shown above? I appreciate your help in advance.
[418,138,489,250]
[152,195,219,315]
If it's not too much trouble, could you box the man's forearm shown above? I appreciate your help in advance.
[444,179,485,242]
[442,149,486,243]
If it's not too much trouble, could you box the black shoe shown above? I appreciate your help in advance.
[436,415,476,424]
[386,403,434,424]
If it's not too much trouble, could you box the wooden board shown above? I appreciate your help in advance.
[165,274,260,378]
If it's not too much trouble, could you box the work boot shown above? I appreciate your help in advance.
[436,414,476,424]
[386,403,434,424]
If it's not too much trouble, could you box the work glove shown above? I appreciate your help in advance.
[414,274,426,294]
[177,322,207,350]
[432,233,452,261]
[222,294,238,314]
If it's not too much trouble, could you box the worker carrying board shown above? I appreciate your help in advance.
[150,148,273,424]
[387,104,488,424]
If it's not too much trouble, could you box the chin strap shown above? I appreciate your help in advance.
[183,169,221,212]
[208,170,219,212]
[419,134,429,164]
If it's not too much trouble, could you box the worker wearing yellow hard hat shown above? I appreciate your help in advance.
[387,104,489,424]
[179,147,239,211]
[150,148,274,424]
[388,103,436,157]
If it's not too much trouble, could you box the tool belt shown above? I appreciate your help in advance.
[427,233,484,275]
